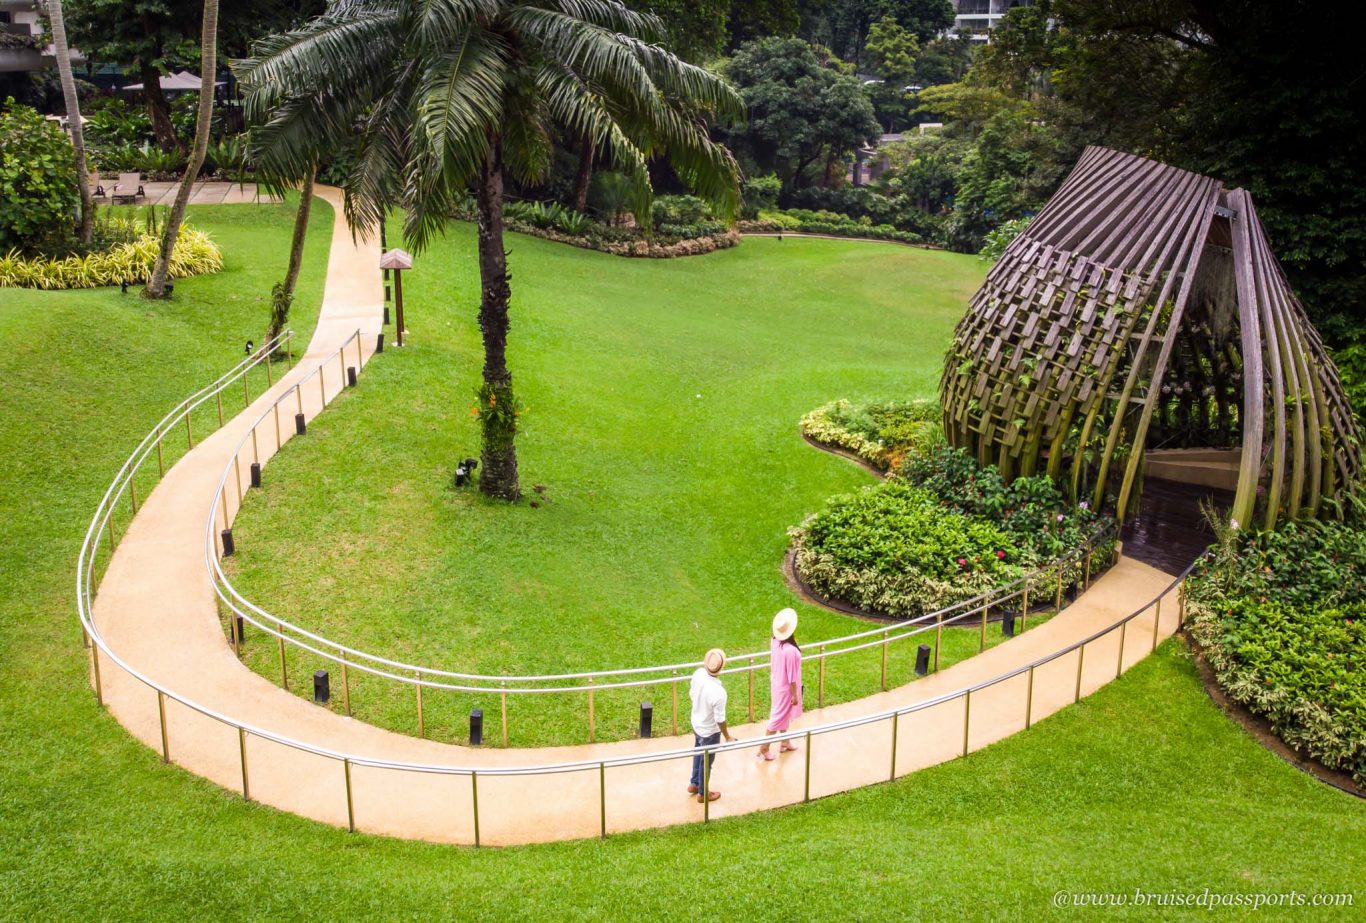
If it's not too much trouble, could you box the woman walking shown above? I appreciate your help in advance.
[757,608,803,760]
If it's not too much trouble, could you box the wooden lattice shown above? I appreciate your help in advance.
[940,146,1360,528]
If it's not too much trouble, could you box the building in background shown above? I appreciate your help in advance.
[952,0,1032,42]
[1,0,80,76]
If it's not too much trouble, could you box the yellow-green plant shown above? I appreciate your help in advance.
[0,228,221,289]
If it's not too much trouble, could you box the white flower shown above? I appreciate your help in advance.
[1229,518,1239,531]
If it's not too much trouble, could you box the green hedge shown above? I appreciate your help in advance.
[1185,521,1366,784]
[800,398,943,471]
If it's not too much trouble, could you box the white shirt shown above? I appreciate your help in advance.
[689,667,728,737]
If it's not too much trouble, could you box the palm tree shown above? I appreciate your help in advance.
[236,0,743,500]
[46,0,93,243]
[144,0,219,297]
[265,163,316,346]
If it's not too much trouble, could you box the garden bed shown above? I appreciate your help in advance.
[1184,519,1366,786]
[790,436,1115,621]
[1,219,222,290]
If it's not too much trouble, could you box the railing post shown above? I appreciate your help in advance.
[1074,644,1085,703]
[319,366,327,407]
[88,632,103,705]
[599,761,607,839]
[156,431,165,478]
[889,711,899,781]
[344,758,355,832]
[273,402,282,448]
[1055,568,1063,611]
[501,681,509,747]
[1116,620,1127,677]
[238,728,250,801]
[588,676,596,743]
[106,514,116,550]
[277,625,287,688]
[341,656,351,716]
[1084,542,1092,590]
[295,383,303,418]
[251,427,260,467]
[471,771,480,847]
[185,413,194,450]
[1025,665,1035,729]
[157,690,169,762]
[962,690,971,756]
[671,671,679,736]
[216,391,224,427]
[803,731,812,802]
[747,665,755,723]
[129,477,138,514]
[880,630,889,691]
[1179,585,1187,629]
[229,605,241,657]
[1021,584,1029,631]
[243,370,250,408]
[934,613,943,671]
[233,454,244,508]
[818,646,826,708]
[979,604,987,653]
[1152,598,1162,651]
[415,670,425,738]
[265,349,273,386]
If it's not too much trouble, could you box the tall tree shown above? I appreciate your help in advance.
[45,0,94,243]
[862,15,918,131]
[724,36,880,194]
[144,0,218,297]
[237,0,742,500]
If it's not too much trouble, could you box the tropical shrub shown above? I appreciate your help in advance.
[651,194,710,226]
[740,174,781,218]
[792,481,1024,617]
[979,216,1032,262]
[0,100,79,253]
[1185,519,1366,783]
[0,222,222,289]
[801,399,943,470]
[738,209,926,245]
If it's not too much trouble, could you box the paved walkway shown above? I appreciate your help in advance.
[97,180,281,206]
[89,194,1181,846]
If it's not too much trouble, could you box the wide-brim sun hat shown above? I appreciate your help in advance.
[704,648,727,675]
[772,608,798,641]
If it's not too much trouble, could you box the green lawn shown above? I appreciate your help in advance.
[2,219,1363,919]
[226,227,1012,744]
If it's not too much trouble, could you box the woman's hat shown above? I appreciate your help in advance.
[704,648,727,675]
[772,608,798,641]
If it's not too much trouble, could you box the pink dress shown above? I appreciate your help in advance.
[766,638,804,733]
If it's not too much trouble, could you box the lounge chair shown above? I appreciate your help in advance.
[111,173,145,204]
[93,176,109,201]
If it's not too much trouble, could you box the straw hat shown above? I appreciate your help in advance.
[772,608,798,641]
[704,648,727,675]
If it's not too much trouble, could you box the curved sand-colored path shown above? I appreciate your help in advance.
[89,197,1182,845]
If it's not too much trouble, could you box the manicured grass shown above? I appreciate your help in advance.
[2,220,1363,919]
[226,228,1013,743]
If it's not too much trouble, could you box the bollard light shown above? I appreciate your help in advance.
[244,339,254,356]
[221,528,235,557]
[915,643,931,676]
[453,457,478,488]
[120,280,129,294]
[230,613,245,643]
[376,332,384,354]
[470,708,484,745]
[165,282,174,297]
[313,669,330,703]
[1002,611,1016,638]
[249,462,261,488]
[295,412,306,436]
[347,366,358,388]
[639,701,653,738]
[383,305,390,325]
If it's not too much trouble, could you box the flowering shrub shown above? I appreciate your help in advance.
[1185,520,1366,783]
[800,399,943,471]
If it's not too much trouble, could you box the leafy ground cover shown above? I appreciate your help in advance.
[2,221,1364,918]
[799,397,943,470]
[1185,519,1366,783]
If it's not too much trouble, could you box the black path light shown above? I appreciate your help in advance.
[378,249,414,347]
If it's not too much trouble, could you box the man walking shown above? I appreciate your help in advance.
[688,648,734,803]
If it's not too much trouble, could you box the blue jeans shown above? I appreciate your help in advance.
[690,731,721,789]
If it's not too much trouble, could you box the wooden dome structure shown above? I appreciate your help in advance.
[940,146,1359,529]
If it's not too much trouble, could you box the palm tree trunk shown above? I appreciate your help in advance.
[266,167,314,344]
[141,65,181,153]
[572,134,594,213]
[474,140,520,500]
[144,0,218,298]
[48,0,93,243]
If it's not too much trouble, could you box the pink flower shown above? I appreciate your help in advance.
[996,550,1005,559]
[1056,513,1065,523]
[957,558,967,566]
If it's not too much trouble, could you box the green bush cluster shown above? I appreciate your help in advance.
[1185,520,1366,783]
[0,100,79,254]
[740,209,926,245]
[0,224,222,289]
[792,481,1023,617]
[800,398,943,470]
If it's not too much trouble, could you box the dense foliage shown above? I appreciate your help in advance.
[0,220,222,289]
[1185,520,1366,783]
[0,101,79,254]
[800,398,943,470]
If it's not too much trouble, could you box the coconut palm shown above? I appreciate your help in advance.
[235,0,743,500]
[145,0,219,297]
[46,0,93,243]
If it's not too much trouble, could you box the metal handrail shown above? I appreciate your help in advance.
[76,345,1192,843]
